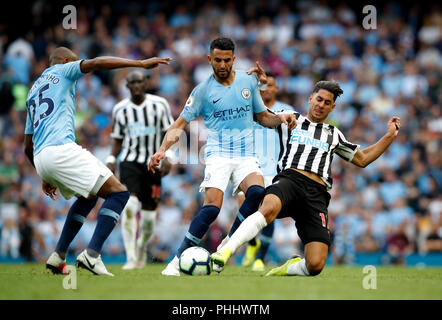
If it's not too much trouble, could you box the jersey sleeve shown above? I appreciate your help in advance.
[251,76,267,114]
[159,98,174,131]
[179,85,204,123]
[58,60,85,80]
[24,107,34,135]
[110,108,125,139]
[335,129,360,162]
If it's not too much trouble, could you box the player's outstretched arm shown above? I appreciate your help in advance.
[351,117,401,168]
[80,56,172,73]
[148,116,188,173]
[255,110,297,129]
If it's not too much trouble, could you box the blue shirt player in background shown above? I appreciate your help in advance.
[239,72,297,272]
[149,37,297,276]
[24,47,171,276]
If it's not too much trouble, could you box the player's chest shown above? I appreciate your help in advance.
[204,85,253,118]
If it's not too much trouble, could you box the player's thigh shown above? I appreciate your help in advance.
[232,157,264,194]
[258,194,282,224]
[96,175,127,198]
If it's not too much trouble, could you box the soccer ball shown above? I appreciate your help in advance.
[179,246,212,276]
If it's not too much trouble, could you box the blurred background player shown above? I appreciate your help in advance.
[148,37,296,276]
[239,72,296,272]
[212,80,402,277]
[24,46,171,276]
[107,70,174,270]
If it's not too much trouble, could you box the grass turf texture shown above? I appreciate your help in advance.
[0,263,441,300]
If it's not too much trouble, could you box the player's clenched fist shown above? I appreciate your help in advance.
[387,117,401,137]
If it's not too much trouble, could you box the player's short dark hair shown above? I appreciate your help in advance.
[266,72,276,79]
[210,37,235,53]
[312,80,343,102]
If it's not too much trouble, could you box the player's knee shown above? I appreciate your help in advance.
[306,256,326,276]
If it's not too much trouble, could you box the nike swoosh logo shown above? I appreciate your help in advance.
[84,254,95,269]
[213,98,221,104]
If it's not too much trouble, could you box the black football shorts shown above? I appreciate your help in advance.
[266,169,331,246]
[119,161,162,209]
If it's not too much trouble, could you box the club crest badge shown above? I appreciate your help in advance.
[241,88,251,99]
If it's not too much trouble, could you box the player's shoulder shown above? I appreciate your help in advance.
[235,69,256,83]
[146,93,170,106]
[112,98,131,115]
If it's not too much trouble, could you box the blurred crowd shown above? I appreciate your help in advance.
[0,0,441,266]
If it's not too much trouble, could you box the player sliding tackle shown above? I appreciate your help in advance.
[212,80,401,277]
[148,37,296,276]
[24,47,171,276]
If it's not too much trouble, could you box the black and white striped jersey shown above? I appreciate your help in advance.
[276,111,360,189]
[111,94,174,164]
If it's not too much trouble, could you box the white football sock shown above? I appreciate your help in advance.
[226,211,268,253]
[287,258,310,276]
[121,195,140,263]
[136,209,156,262]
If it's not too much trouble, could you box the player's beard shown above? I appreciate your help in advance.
[214,67,231,80]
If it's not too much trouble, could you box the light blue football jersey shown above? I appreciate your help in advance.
[180,70,267,159]
[25,60,85,155]
[254,101,295,177]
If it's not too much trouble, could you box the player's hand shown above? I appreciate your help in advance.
[247,61,267,84]
[42,180,57,200]
[387,117,401,137]
[278,113,297,130]
[141,57,172,69]
[148,150,165,173]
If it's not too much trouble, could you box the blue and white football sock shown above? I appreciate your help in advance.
[55,196,98,259]
[176,205,220,258]
[228,185,265,237]
[87,191,130,257]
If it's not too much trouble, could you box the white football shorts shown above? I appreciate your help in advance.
[34,142,113,200]
[199,156,263,195]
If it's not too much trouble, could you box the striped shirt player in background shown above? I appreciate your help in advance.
[148,37,297,276]
[107,70,174,270]
[212,80,401,277]
[24,47,171,276]
[237,72,296,272]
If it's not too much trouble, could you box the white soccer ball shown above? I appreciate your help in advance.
[179,246,212,276]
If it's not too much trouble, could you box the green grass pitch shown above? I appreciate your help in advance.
[0,263,441,300]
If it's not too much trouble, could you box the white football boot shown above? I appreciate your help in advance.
[161,256,180,276]
[76,250,114,276]
[46,252,69,275]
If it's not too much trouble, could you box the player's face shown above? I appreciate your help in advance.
[307,89,336,123]
[208,49,235,80]
[260,76,278,104]
[126,74,147,98]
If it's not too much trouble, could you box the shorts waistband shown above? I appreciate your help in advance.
[281,169,327,191]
